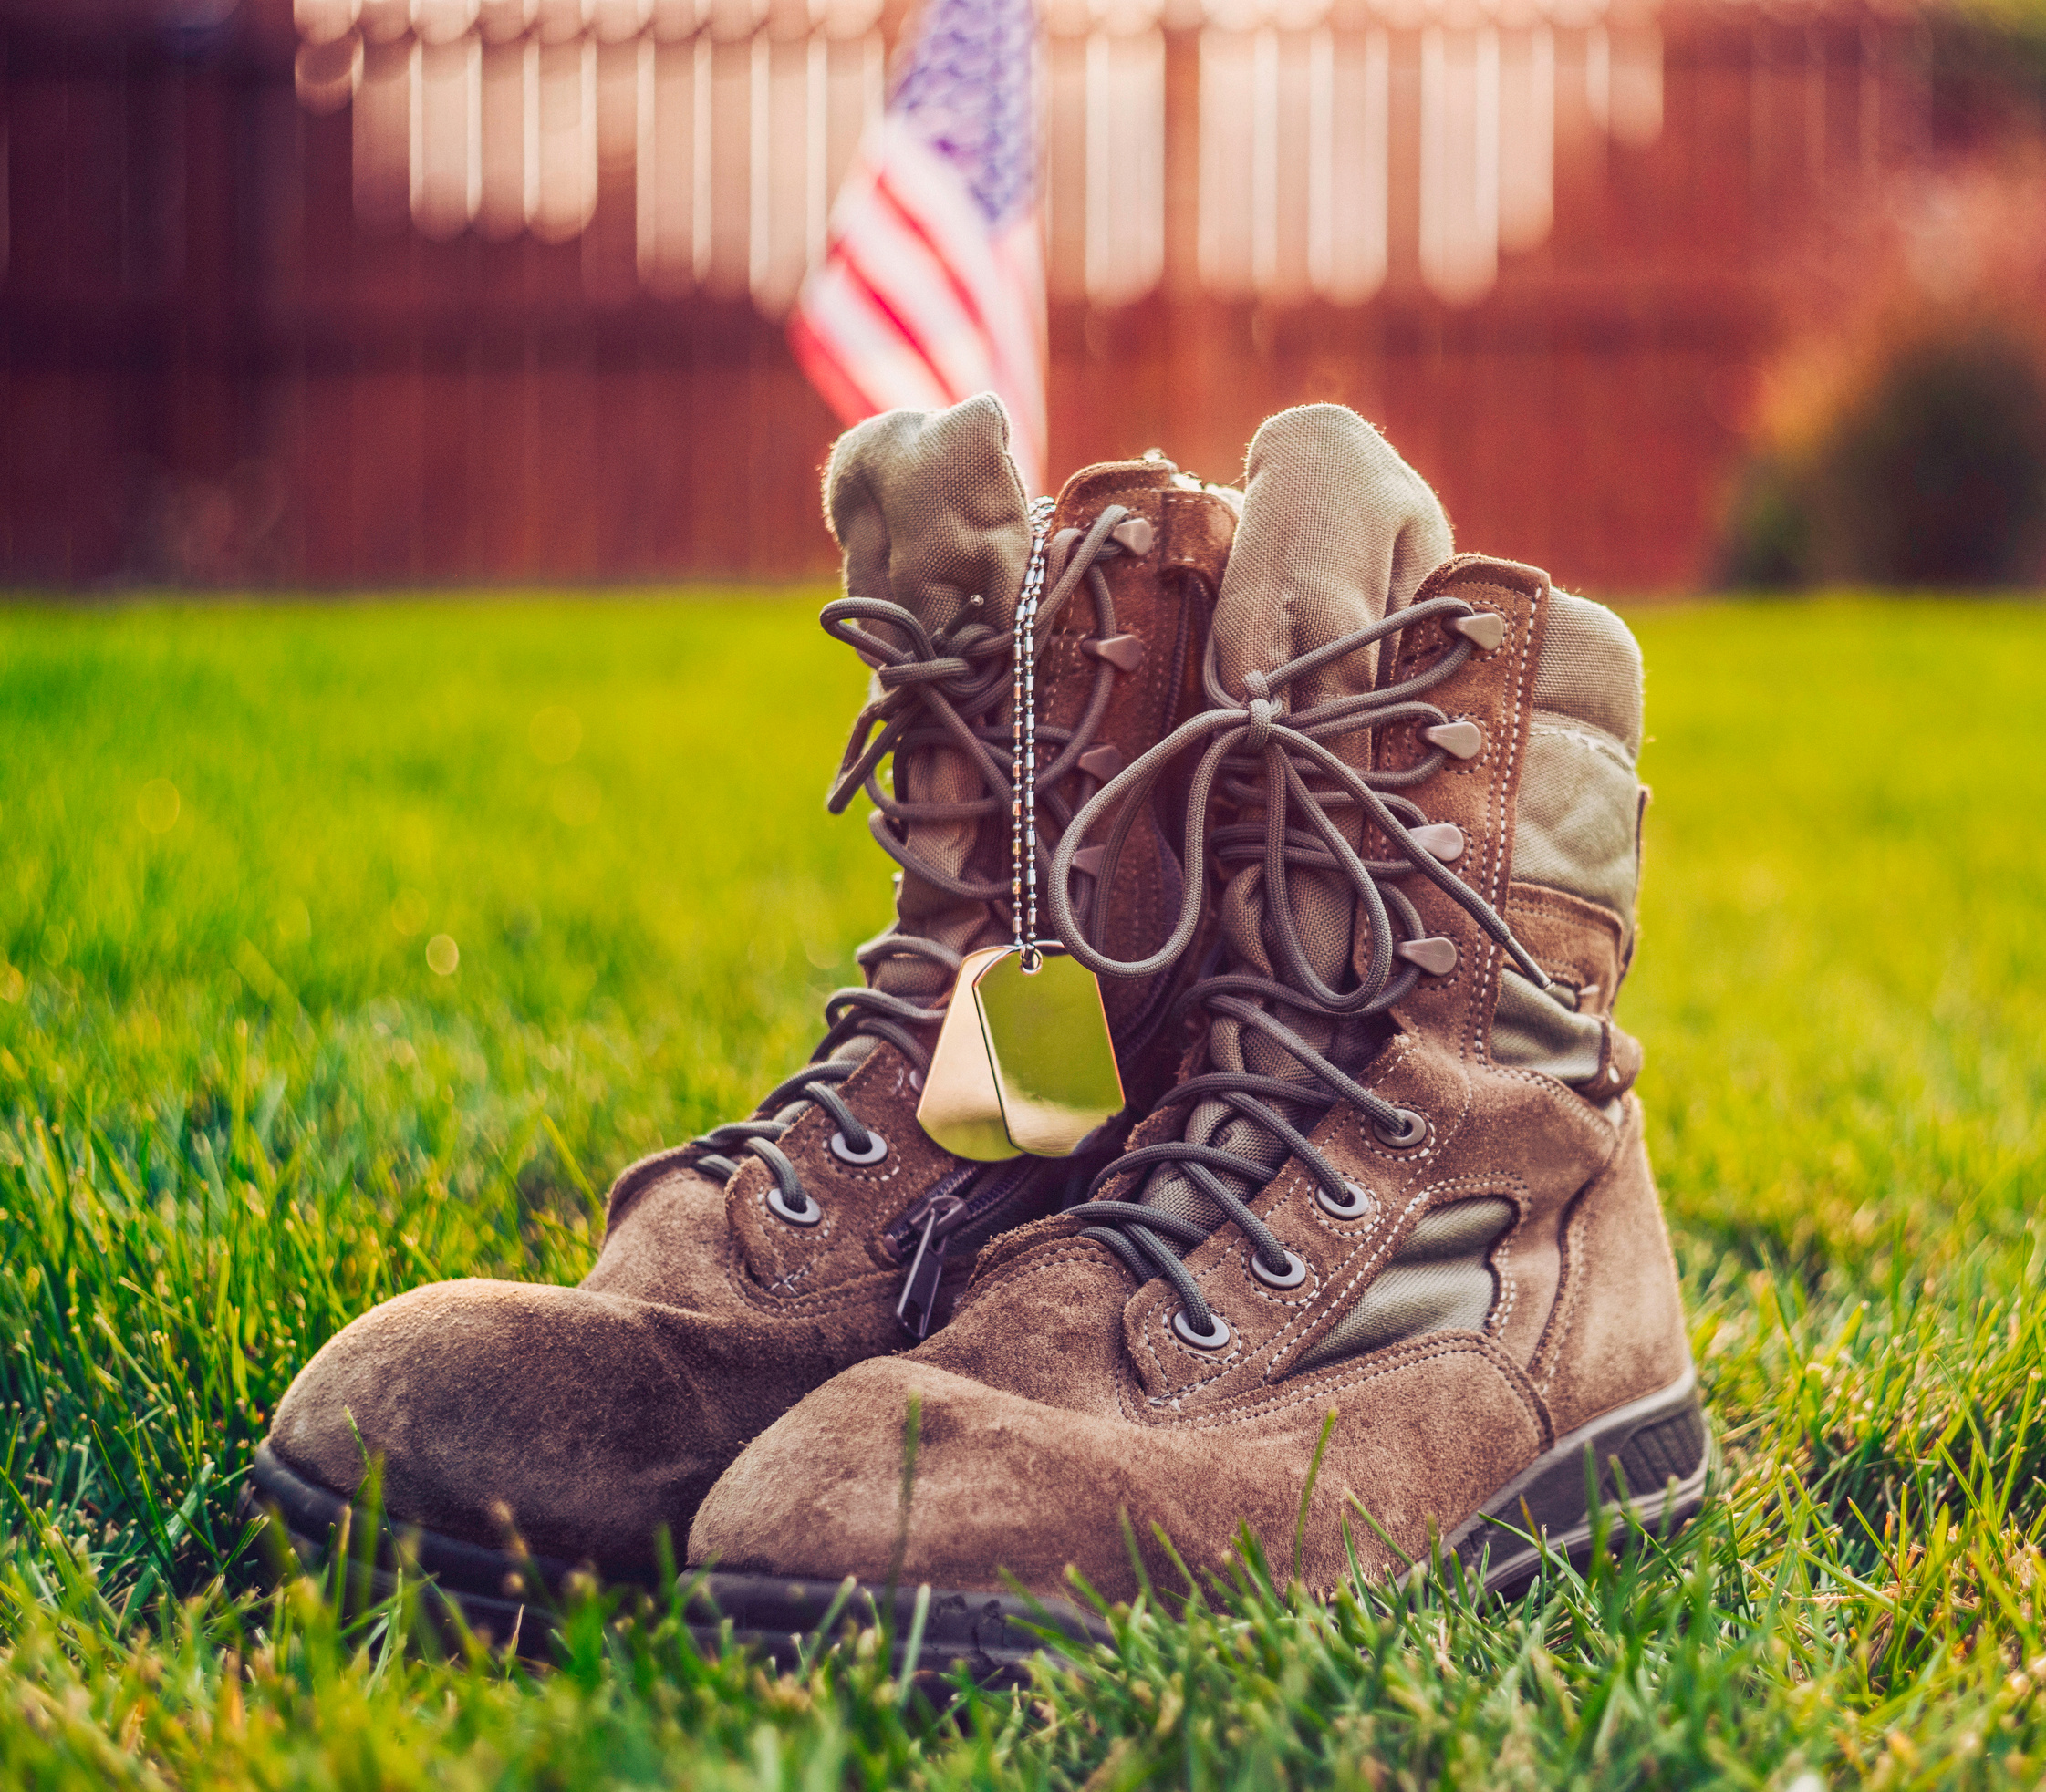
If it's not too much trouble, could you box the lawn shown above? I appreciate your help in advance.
[1,591,2043,1789]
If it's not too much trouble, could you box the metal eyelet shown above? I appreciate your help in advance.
[1251,1248,1308,1290]
[1316,1181,1375,1222]
[1371,1108,1429,1150]
[1172,1308,1231,1352]
[766,1186,823,1227]
[829,1128,888,1166]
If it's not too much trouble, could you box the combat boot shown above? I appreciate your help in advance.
[247,394,1239,1636]
[687,405,1707,1670]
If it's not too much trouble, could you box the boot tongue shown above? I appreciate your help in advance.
[824,394,1032,1004]
[827,392,1033,637]
[1147,405,1452,1220]
[1210,404,1452,703]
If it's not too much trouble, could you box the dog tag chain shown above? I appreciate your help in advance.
[916,499,1126,1161]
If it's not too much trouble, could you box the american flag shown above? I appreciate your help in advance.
[787,0,1047,495]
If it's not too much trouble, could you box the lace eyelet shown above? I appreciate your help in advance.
[1172,1308,1231,1352]
[829,1128,888,1166]
[766,1186,823,1227]
[1316,1181,1376,1222]
[1371,1108,1429,1150]
[1250,1248,1308,1290]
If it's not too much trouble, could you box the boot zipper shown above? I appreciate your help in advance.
[885,1159,1041,1341]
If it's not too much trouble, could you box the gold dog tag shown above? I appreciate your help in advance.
[917,946,1125,1161]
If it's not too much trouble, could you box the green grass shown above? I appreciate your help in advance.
[1,591,2043,1789]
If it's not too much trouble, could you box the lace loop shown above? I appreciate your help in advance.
[684,513,1139,1225]
[1051,594,1551,1304]
[1050,595,1546,996]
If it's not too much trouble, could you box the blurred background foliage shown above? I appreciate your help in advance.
[1719,140,2046,588]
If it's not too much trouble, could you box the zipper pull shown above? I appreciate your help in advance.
[895,1194,966,1341]
[880,1163,981,1264]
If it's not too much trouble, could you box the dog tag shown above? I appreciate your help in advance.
[917,946,1125,1160]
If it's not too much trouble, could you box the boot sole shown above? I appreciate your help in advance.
[240,1442,1096,1684]
[1436,1364,1713,1597]
[676,1369,1710,1670]
[243,1369,1708,1681]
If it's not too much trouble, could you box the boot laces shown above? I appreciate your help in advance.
[1047,595,1548,1335]
[683,508,1146,1220]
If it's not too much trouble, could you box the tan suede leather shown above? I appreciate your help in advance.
[1531,1112,1691,1441]
[690,419,1698,1603]
[260,403,1237,1569]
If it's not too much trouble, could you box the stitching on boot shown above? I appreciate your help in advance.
[1529,715,1636,776]
[724,1045,947,1298]
[721,1233,901,1317]
[1379,579,1532,1071]
[1478,585,1539,1066]
[1386,575,1538,1073]
[1485,1187,1537,1341]
[1129,1240,1256,1397]
[1526,1092,1646,1395]
[1128,1332,1550,1443]
[1501,883,1625,994]
[1265,1171,1529,1383]
[727,1155,836,1277]
[1240,1045,1472,1383]
[1529,1175,1600,1394]
[776,1053,933,1195]
[1260,1184,1435,1383]
[948,1238,1130,1317]
[1118,1031,1420,1396]
[1122,1033,1461,1401]
[1139,1295,1250,1392]
[1232,1241,1321,1313]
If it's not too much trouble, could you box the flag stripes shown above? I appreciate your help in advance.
[789,12,1047,493]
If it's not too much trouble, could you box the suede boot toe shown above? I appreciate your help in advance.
[267,1279,731,1571]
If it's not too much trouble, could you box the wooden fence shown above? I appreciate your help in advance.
[0,0,1937,590]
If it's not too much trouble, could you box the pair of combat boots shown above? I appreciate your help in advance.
[251,397,1708,1677]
